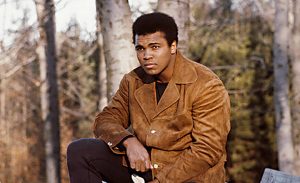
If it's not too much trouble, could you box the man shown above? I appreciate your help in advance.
[67,12,230,183]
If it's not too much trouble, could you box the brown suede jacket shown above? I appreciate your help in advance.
[93,52,230,183]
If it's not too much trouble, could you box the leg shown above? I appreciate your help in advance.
[67,138,133,183]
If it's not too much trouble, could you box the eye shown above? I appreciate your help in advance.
[152,45,160,49]
[135,46,144,51]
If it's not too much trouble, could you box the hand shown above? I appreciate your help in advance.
[148,179,159,183]
[123,137,152,172]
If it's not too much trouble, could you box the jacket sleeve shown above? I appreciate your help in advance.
[156,78,231,182]
[93,74,133,154]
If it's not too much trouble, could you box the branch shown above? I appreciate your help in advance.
[0,56,36,80]
[84,43,98,59]
[61,106,86,118]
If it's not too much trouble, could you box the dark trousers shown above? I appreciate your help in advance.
[67,138,152,183]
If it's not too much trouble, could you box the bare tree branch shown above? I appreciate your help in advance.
[0,56,36,80]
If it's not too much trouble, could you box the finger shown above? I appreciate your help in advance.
[145,159,152,170]
[136,165,141,172]
[140,164,146,172]
[139,158,148,172]
[140,158,149,172]
[135,160,143,172]
[142,153,151,170]
[130,161,136,170]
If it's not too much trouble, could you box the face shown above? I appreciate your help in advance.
[134,31,177,82]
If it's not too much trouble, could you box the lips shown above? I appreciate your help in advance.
[144,63,156,69]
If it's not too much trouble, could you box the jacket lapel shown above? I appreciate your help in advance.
[134,82,157,122]
[134,80,180,121]
[154,79,179,118]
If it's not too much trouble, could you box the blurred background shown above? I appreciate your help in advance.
[0,0,299,182]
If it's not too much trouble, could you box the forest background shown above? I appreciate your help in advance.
[1,0,300,183]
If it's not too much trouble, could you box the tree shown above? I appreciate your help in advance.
[273,0,294,173]
[35,0,61,182]
[157,0,190,55]
[0,77,10,183]
[95,0,137,100]
[291,0,300,175]
[95,2,107,110]
[0,8,44,182]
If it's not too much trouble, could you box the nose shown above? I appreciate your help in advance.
[143,49,152,60]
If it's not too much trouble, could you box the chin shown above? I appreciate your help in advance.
[145,71,157,76]
[143,69,157,75]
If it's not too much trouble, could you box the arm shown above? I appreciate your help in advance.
[93,75,153,172]
[156,79,230,182]
[93,74,132,154]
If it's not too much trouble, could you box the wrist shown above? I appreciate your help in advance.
[122,136,136,148]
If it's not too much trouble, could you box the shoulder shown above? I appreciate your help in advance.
[188,61,229,103]
[183,57,222,86]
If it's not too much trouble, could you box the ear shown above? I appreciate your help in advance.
[170,41,177,54]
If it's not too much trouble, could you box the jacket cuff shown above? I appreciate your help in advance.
[99,130,133,154]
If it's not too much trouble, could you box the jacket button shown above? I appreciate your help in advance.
[150,130,156,134]
[153,164,159,169]
[107,142,112,146]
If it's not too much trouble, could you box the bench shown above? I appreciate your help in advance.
[260,168,300,183]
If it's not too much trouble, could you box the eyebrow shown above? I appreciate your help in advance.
[135,45,144,49]
[148,42,160,46]
[135,42,160,47]
[135,42,161,50]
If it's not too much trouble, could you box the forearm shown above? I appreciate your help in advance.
[93,114,132,154]
[93,74,131,147]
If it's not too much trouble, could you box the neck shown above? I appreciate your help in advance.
[156,54,176,83]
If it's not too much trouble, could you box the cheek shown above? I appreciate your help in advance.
[159,53,171,65]
[136,53,143,64]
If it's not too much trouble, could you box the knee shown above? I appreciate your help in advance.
[67,139,94,172]
[67,138,91,159]
[67,138,107,159]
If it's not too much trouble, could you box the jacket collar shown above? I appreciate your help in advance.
[131,51,197,84]
[131,51,197,121]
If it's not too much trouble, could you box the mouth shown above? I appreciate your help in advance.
[144,63,156,69]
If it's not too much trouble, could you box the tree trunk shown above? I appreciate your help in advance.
[96,0,137,100]
[157,0,190,55]
[273,0,294,173]
[291,0,300,175]
[35,0,61,183]
[0,78,11,183]
[95,2,107,110]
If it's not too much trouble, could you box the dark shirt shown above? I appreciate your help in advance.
[155,82,168,103]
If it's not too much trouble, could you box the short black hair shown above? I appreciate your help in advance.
[132,12,178,46]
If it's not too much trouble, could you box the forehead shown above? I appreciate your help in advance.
[134,31,167,45]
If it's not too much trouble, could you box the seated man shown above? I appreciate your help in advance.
[67,12,230,183]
